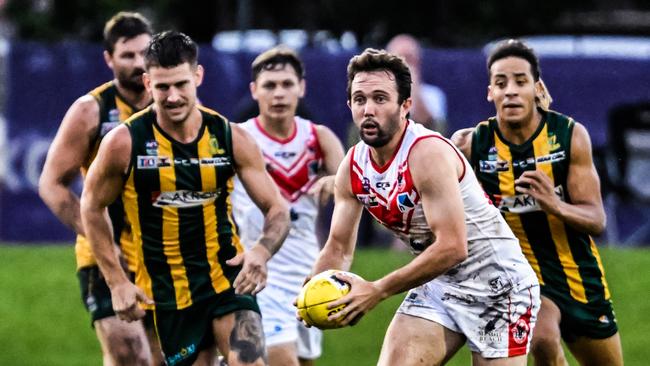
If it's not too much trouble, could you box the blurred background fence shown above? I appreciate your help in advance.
[1,0,650,246]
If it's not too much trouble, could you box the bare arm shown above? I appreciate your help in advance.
[39,95,99,235]
[515,123,606,235]
[308,124,346,205]
[311,152,363,274]
[373,139,468,296]
[450,127,474,161]
[80,125,151,320]
[228,123,290,294]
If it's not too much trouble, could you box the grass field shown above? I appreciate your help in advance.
[1,244,648,365]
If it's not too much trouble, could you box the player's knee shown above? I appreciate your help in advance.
[531,333,565,362]
[227,353,265,366]
[107,333,151,366]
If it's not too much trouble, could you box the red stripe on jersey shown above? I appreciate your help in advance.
[264,148,310,176]
[350,145,419,234]
[256,118,323,202]
[254,117,297,143]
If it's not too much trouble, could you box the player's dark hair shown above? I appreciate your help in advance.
[346,48,412,104]
[145,31,199,69]
[103,11,152,55]
[487,39,541,81]
[252,46,305,81]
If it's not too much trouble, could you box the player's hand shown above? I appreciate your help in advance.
[515,170,561,215]
[227,245,271,295]
[110,281,153,322]
[307,175,335,206]
[326,272,382,327]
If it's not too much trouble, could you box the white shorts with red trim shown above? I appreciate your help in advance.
[397,279,540,358]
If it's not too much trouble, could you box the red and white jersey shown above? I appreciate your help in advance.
[350,120,536,296]
[232,116,324,291]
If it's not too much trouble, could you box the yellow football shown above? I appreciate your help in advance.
[296,270,357,329]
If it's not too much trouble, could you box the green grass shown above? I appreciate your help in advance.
[0,244,648,365]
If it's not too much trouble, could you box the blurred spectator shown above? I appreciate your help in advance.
[232,96,314,123]
[0,0,10,187]
[386,34,448,135]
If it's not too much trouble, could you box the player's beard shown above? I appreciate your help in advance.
[358,108,402,148]
[118,68,146,93]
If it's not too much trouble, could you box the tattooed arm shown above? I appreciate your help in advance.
[227,123,290,295]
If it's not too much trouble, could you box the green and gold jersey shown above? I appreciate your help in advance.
[123,106,243,310]
[75,81,147,271]
[470,110,610,304]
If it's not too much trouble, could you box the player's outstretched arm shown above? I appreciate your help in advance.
[80,125,152,321]
[375,138,469,296]
[450,127,474,161]
[39,95,100,235]
[312,152,363,275]
[308,125,345,205]
[228,123,290,294]
[515,122,606,235]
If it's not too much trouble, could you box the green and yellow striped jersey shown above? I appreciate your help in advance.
[123,106,243,310]
[470,110,610,305]
[76,81,146,271]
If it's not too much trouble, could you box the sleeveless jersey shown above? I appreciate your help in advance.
[350,120,536,296]
[231,116,323,291]
[470,110,611,304]
[75,81,147,271]
[123,106,243,310]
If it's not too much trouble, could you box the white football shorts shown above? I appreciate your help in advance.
[256,283,323,360]
[397,279,540,358]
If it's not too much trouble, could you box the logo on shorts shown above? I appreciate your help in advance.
[166,343,196,366]
[511,318,530,345]
[599,314,611,324]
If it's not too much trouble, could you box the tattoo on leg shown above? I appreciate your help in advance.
[230,310,267,363]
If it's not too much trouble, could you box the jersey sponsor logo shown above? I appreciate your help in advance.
[396,172,405,190]
[361,177,371,193]
[99,121,120,137]
[151,189,222,208]
[376,181,391,189]
[547,134,561,151]
[137,156,231,169]
[200,156,231,166]
[137,156,170,169]
[145,140,158,155]
[356,193,379,207]
[479,159,509,173]
[479,151,566,173]
[397,192,416,213]
[534,150,566,165]
[496,185,565,213]
[108,108,120,122]
[274,151,297,159]
[209,135,226,155]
